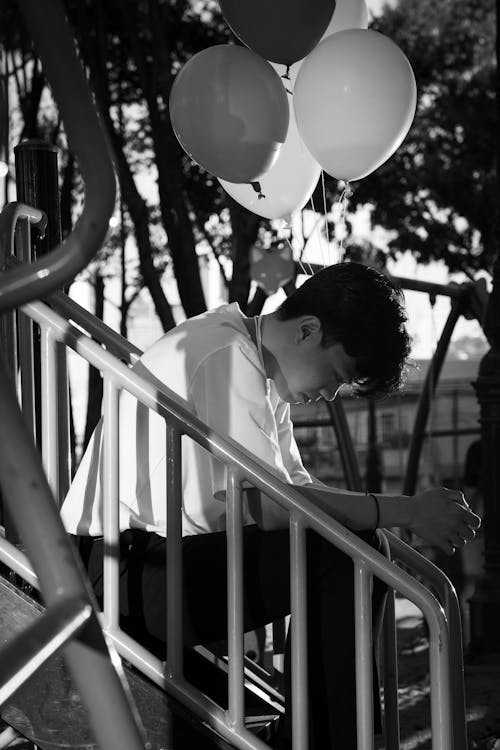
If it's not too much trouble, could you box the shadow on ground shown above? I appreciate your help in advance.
[394,605,500,750]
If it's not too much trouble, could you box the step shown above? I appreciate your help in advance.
[0,574,279,749]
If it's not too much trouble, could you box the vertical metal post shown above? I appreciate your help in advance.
[56,344,71,499]
[14,140,62,258]
[381,588,400,750]
[324,398,363,491]
[365,400,383,493]
[427,611,453,750]
[452,389,459,487]
[166,424,183,678]
[18,308,36,439]
[354,560,375,750]
[289,516,308,750]
[13,138,71,501]
[378,533,400,750]
[226,468,245,730]
[444,584,468,750]
[16,217,36,440]
[103,376,120,631]
[40,326,59,501]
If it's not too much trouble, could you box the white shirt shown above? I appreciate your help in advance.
[61,303,312,537]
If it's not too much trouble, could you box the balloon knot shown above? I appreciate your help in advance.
[251,181,266,199]
[281,65,291,80]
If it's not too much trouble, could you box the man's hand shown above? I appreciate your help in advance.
[408,488,481,555]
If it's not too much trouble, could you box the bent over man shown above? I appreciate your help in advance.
[62,262,480,749]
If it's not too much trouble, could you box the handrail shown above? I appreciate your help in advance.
[0,354,145,750]
[0,292,465,750]
[0,0,115,311]
[0,596,92,705]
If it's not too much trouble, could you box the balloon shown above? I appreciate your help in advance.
[323,0,368,36]
[293,30,417,182]
[219,0,336,67]
[169,45,289,184]
[219,64,320,221]
[250,242,295,294]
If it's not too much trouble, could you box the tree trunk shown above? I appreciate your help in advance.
[123,0,207,319]
[228,199,260,312]
[60,152,74,240]
[110,133,176,332]
[72,0,176,332]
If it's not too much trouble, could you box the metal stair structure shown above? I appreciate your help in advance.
[0,1,474,749]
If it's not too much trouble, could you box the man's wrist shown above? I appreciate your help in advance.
[378,494,413,529]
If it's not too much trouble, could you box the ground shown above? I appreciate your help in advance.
[2,600,499,749]
[394,597,500,750]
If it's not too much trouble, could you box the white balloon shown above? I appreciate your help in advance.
[294,29,417,182]
[219,65,320,221]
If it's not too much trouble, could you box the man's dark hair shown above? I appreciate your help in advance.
[276,262,411,399]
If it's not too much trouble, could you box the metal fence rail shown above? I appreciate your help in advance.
[0,286,467,750]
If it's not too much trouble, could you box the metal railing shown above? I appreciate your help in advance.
[0,0,470,744]
[0,0,145,746]
[0,262,467,749]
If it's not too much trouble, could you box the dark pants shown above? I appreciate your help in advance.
[85,525,386,749]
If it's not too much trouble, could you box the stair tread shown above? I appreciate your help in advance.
[0,574,278,749]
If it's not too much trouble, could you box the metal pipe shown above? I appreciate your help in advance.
[166,425,183,679]
[226,468,245,731]
[0,355,145,750]
[294,262,467,300]
[40,326,59,500]
[0,0,116,310]
[290,516,308,750]
[48,288,142,365]
[16,218,36,440]
[426,606,453,750]
[56,342,71,500]
[378,532,400,750]
[0,596,91,705]
[324,398,364,491]
[102,375,120,631]
[354,561,374,749]
[15,296,465,749]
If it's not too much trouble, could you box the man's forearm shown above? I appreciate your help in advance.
[292,484,413,530]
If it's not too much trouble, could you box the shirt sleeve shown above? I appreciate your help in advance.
[274,399,313,486]
[189,342,294,498]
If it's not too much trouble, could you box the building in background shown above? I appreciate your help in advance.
[292,357,481,494]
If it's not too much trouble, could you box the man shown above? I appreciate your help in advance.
[62,262,480,748]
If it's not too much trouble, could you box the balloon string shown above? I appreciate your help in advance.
[337,180,352,263]
[287,236,309,279]
[309,193,327,271]
[320,171,330,265]
[426,294,439,484]
[296,251,309,278]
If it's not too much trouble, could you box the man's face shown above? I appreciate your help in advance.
[271,316,358,405]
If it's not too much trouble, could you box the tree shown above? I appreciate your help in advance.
[346,0,496,275]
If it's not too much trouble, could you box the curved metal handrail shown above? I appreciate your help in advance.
[0,0,116,312]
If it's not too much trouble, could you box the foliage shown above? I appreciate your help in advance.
[348,0,496,275]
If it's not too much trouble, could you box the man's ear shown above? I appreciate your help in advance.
[296,315,322,344]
